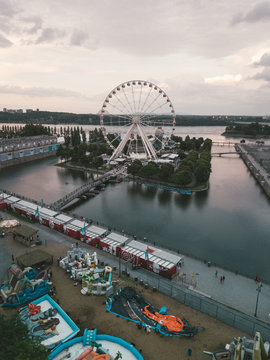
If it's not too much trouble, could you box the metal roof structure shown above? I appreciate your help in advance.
[54,214,73,223]
[67,219,88,229]
[85,225,107,237]
[125,240,183,269]
[4,196,20,204]
[101,232,129,248]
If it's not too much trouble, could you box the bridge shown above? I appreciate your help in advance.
[50,166,127,211]
[211,151,242,157]
[212,141,237,146]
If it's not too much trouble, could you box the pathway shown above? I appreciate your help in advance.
[1,210,270,325]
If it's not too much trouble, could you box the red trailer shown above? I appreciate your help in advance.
[99,232,130,256]
[13,200,39,217]
[0,193,10,203]
[63,219,88,239]
[121,240,184,279]
[0,201,7,210]
[81,225,108,246]
[51,214,73,232]
[38,208,59,227]
[4,196,21,210]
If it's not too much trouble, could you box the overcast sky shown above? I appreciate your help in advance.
[1,0,270,115]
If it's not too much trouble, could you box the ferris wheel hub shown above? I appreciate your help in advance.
[132,116,141,124]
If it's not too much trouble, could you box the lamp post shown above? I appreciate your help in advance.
[254,282,263,317]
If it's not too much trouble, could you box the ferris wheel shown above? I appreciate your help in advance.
[100,80,175,162]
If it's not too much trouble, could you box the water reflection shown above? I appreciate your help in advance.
[193,190,209,208]
[127,182,158,200]
[157,189,172,204]
[143,186,158,199]
[174,193,192,209]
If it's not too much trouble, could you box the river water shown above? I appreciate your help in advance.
[1,126,270,282]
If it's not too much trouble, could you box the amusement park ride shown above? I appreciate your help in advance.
[100,80,175,163]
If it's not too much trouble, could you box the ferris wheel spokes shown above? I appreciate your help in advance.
[108,97,133,119]
[100,80,175,162]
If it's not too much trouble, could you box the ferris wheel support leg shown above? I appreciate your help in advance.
[136,125,152,159]
[109,124,136,162]
[137,124,158,161]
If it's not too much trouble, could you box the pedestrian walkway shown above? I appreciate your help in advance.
[176,258,270,323]
[1,210,270,326]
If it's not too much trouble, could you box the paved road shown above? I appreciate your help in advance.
[1,210,270,325]
[238,144,270,185]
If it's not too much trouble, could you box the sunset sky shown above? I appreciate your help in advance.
[1,0,270,115]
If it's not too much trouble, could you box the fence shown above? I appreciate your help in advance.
[121,264,270,341]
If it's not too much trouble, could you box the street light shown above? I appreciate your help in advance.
[254,282,263,317]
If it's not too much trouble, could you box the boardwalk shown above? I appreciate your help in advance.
[50,166,127,210]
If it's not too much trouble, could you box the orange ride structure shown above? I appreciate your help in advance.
[142,305,184,333]
[106,287,203,337]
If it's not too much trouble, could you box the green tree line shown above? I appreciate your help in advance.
[127,137,212,186]
[0,111,265,126]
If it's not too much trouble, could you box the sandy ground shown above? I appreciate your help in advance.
[0,232,249,360]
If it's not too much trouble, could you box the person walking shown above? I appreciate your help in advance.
[222,275,225,283]
[255,274,259,282]
[220,276,223,283]
[215,270,218,277]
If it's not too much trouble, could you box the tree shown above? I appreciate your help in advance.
[92,156,104,173]
[82,130,86,143]
[202,138,212,151]
[0,314,48,360]
[64,134,71,147]
[127,160,143,176]
[195,162,210,182]
[173,167,192,185]
[178,150,186,160]
[158,163,174,181]
[138,162,158,178]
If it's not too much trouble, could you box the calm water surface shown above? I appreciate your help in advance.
[1,126,270,282]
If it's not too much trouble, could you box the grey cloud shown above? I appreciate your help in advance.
[21,16,43,34]
[70,30,88,46]
[166,75,269,115]
[0,0,17,17]
[0,84,87,98]
[35,28,66,44]
[254,52,270,67]
[252,68,270,82]
[0,33,13,47]
[231,1,270,25]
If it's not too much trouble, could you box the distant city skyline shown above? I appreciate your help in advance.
[1,0,270,115]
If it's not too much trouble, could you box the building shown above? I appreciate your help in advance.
[0,135,59,169]
[12,224,39,247]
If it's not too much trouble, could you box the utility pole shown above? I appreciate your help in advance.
[254,282,263,317]
[118,252,121,278]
